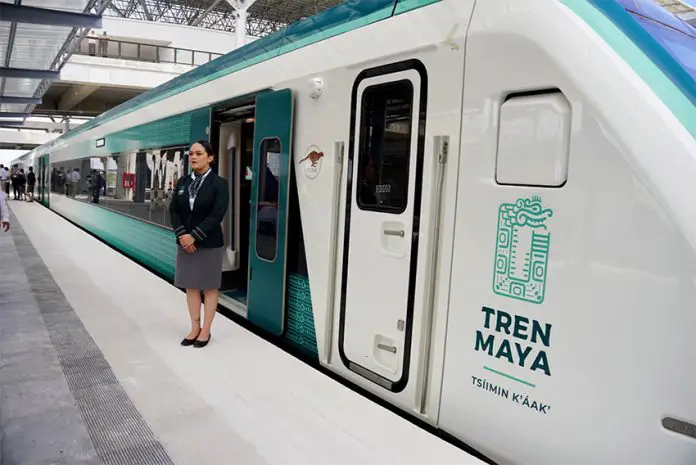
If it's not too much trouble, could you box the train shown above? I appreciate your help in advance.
[14,0,696,463]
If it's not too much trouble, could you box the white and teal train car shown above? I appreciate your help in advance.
[16,0,696,463]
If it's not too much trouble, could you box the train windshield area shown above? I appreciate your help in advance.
[615,0,696,83]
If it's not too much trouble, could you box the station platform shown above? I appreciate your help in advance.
[0,201,483,465]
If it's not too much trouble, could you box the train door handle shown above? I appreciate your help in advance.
[377,343,397,353]
[383,229,404,237]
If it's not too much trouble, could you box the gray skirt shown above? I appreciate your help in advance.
[174,246,224,290]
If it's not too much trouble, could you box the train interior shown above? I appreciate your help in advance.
[210,92,308,321]
[211,99,256,309]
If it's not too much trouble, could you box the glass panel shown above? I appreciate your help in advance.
[357,80,414,214]
[49,146,187,229]
[616,0,696,81]
[630,12,696,80]
[255,138,281,262]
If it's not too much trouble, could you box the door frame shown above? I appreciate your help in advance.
[337,59,429,393]
[39,154,50,207]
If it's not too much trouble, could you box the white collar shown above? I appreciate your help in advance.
[190,169,211,180]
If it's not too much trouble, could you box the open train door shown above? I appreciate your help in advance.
[247,89,294,336]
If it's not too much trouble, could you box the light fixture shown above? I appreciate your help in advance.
[309,77,324,100]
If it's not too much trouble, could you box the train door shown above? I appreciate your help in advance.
[37,156,44,203]
[338,61,428,394]
[39,154,50,207]
[247,89,294,335]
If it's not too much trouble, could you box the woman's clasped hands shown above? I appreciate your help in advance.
[179,233,197,253]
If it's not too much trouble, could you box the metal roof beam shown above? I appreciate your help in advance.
[139,0,152,20]
[0,3,103,28]
[0,121,29,127]
[0,96,43,105]
[91,0,116,15]
[191,0,225,26]
[108,3,127,17]
[0,68,60,80]
[0,19,17,98]
[0,112,31,118]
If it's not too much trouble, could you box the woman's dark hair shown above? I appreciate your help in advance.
[191,140,215,159]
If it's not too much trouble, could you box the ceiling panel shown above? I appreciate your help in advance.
[0,103,31,113]
[0,21,11,66]
[19,0,90,13]
[10,23,72,70]
[3,78,43,98]
[0,0,99,122]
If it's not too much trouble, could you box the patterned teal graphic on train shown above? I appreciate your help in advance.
[493,196,553,304]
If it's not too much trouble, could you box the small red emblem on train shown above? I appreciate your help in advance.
[300,150,324,168]
[300,146,324,180]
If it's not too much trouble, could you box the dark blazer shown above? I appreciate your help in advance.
[169,170,229,248]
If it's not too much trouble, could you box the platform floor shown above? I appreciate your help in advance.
[1,201,483,465]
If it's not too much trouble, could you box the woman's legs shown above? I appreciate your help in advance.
[185,288,202,339]
[198,289,219,341]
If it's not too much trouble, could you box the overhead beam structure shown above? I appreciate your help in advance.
[21,0,110,119]
[0,67,60,80]
[104,0,344,38]
[0,112,31,119]
[191,0,225,27]
[0,118,84,133]
[139,0,153,21]
[0,97,43,105]
[0,3,103,28]
[0,0,106,128]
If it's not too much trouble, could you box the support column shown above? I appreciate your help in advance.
[58,84,100,112]
[226,0,257,48]
[235,7,247,47]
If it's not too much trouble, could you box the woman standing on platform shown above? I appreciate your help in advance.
[169,140,229,348]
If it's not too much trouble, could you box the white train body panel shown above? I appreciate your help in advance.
[440,1,696,464]
[16,0,696,464]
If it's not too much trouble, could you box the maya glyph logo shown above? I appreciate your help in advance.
[493,196,553,304]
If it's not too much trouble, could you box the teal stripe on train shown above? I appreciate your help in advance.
[49,196,319,357]
[51,108,210,162]
[50,197,178,278]
[560,0,696,138]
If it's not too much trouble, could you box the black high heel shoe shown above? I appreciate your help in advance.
[181,329,201,346]
[193,333,211,348]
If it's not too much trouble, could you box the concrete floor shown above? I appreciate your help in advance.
[2,200,484,465]
[0,211,172,465]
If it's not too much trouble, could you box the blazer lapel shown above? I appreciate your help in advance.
[192,171,215,210]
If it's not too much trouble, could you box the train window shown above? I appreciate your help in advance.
[356,80,414,214]
[49,146,187,229]
[255,137,281,262]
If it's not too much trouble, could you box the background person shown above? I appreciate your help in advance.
[0,189,9,231]
[26,167,35,202]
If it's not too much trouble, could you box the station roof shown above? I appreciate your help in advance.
[105,0,345,36]
[0,0,103,128]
